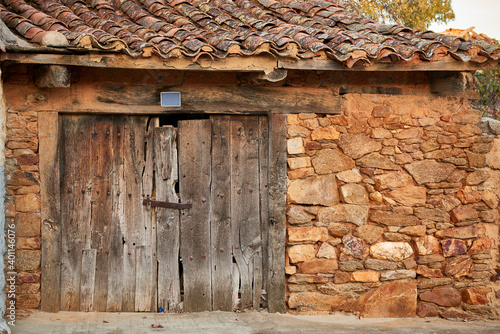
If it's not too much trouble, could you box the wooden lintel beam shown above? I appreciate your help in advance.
[101,85,340,114]
[5,82,341,115]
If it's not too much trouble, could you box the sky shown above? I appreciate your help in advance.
[428,0,500,40]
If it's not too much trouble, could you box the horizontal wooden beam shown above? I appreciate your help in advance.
[4,82,341,115]
[1,52,498,73]
[279,57,499,72]
[0,52,277,72]
[430,71,480,99]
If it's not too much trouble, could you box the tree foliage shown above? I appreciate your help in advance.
[472,37,500,119]
[474,69,500,119]
[348,0,455,30]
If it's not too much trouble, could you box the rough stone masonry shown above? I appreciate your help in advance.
[3,90,41,310]
[285,94,500,320]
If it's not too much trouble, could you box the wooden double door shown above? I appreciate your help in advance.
[59,114,271,312]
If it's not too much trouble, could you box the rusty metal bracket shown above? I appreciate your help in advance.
[142,198,192,210]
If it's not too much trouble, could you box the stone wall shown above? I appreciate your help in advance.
[3,67,41,309]
[286,94,500,320]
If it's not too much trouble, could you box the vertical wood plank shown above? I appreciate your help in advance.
[252,253,263,309]
[142,119,156,200]
[39,112,61,312]
[80,249,97,312]
[154,126,181,312]
[106,117,125,311]
[143,117,158,312]
[210,116,233,311]
[178,119,212,312]
[267,114,287,313]
[258,116,269,309]
[135,245,154,312]
[230,116,261,309]
[90,118,113,312]
[59,116,93,311]
[122,117,148,311]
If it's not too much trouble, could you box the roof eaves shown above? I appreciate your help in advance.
[1,50,498,73]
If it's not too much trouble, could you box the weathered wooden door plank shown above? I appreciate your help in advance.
[135,245,154,312]
[142,119,156,201]
[39,112,61,312]
[154,126,181,312]
[60,116,93,311]
[179,119,213,312]
[90,118,113,312]
[230,117,249,310]
[258,116,270,309]
[80,249,97,312]
[230,116,261,309]
[106,117,125,312]
[122,117,149,311]
[210,116,233,311]
[143,117,158,312]
[267,114,287,313]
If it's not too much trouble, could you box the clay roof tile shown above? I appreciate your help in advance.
[0,0,497,66]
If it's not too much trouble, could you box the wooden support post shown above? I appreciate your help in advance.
[267,114,287,313]
[39,112,61,312]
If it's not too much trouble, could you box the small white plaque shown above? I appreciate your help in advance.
[161,92,181,107]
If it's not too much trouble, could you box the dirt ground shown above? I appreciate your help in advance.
[8,310,500,334]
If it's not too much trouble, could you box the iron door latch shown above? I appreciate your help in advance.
[142,198,192,210]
